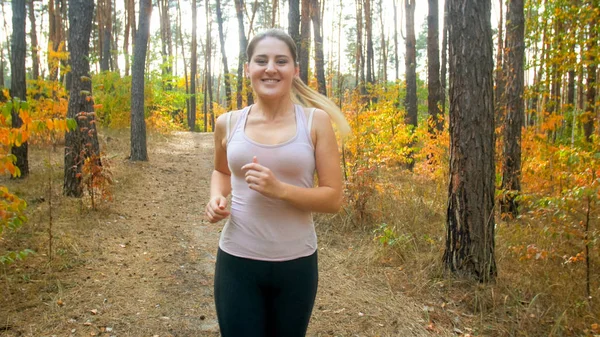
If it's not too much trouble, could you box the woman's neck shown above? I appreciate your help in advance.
[252,97,295,120]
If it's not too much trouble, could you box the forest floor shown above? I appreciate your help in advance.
[0,130,454,337]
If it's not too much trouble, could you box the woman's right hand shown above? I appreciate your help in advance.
[205,196,230,223]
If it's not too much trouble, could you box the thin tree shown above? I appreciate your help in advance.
[311,0,326,95]
[427,0,442,132]
[393,0,399,81]
[500,0,525,218]
[444,0,496,282]
[99,0,112,72]
[404,0,417,128]
[27,0,39,80]
[158,0,173,78]
[64,0,100,196]
[130,0,152,161]
[299,0,310,83]
[234,0,248,108]
[440,0,448,113]
[123,0,132,76]
[216,0,232,110]
[176,0,190,115]
[494,0,504,124]
[190,0,198,130]
[10,0,28,177]
[204,0,213,131]
[583,13,597,142]
[48,0,64,81]
[271,0,278,27]
[288,0,301,52]
[364,0,374,84]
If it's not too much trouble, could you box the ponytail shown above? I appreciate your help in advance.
[291,77,351,137]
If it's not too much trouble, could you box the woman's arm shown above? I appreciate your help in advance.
[206,113,233,223]
[242,109,343,213]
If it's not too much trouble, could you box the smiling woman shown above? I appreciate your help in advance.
[205,29,350,337]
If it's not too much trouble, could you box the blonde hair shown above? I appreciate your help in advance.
[247,29,351,137]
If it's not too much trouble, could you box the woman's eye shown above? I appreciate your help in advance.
[255,59,267,65]
[277,60,288,65]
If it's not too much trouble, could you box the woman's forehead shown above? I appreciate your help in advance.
[252,37,292,55]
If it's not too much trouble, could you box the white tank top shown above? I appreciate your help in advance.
[219,104,317,261]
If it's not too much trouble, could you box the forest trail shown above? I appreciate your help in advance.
[1,131,451,337]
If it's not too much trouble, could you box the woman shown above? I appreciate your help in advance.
[205,28,350,337]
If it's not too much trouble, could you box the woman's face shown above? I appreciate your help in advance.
[246,37,299,100]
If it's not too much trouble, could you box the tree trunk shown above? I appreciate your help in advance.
[124,0,132,76]
[288,0,301,51]
[441,0,448,114]
[444,0,497,282]
[355,0,364,92]
[10,0,28,178]
[100,0,112,72]
[427,0,442,132]
[378,0,387,84]
[393,0,399,81]
[500,0,525,219]
[27,0,39,80]
[299,0,311,84]
[130,0,152,161]
[216,0,232,110]
[271,0,278,27]
[48,0,64,81]
[177,0,190,116]
[64,0,100,196]
[158,0,173,79]
[311,0,326,95]
[190,0,198,129]
[583,18,597,142]
[364,0,374,84]
[404,0,417,128]
[494,0,504,125]
[234,0,249,108]
[205,0,213,132]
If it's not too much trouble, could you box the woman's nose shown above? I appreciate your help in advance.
[265,61,276,72]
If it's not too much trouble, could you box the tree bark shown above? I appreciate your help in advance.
[190,0,198,129]
[288,0,301,51]
[404,0,417,128]
[364,0,374,84]
[10,0,28,177]
[441,0,448,114]
[100,0,112,72]
[427,0,442,132]
[234,0,249,108]
[444,0,497,282]
[130,0,152,161]
[27,0,39,80]
[216,0,232,110]
[393,0,399,81]
[64,0,100,196]
[299,0,311,84]
[500,0,525,218]
[494,0,504,125]
[583,15,597,142]
[311,0,326,95]
[48,0,64,81]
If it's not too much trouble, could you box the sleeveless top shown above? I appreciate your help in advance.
[219,104,317,261]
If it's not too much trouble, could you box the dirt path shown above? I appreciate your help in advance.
[1,131,450,337]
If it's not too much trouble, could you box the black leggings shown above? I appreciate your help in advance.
[214,248,318,337]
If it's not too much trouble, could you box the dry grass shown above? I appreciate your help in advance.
[338,169,600,336]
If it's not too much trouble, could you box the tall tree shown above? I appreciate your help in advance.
[64,0,100,196]
[48,0,64,81]
[98,0,112,72]
[288,0,300,49]
[204,0,214,131]
[311,0,326,95]
[176,0,190,115]
[130,0,152,161]
[494,0,505,123]
[500,0,525,218]
[10,0,28,177]
[427,0,442,132]
[234,0,248,108]
[583,12,597,142]
[364,0,374,84]
[27,0,39,80]
[158,0,173,78]
[190,0,198,129]
[355,0,364,92]
[404,0,417,128]
[123,0,132,76]
[299,0,311,83]
[216,0,232,110]
[393,0,399,81]
[444,0,496,282]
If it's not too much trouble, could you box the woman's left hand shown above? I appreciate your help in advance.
[241,156,286,199]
